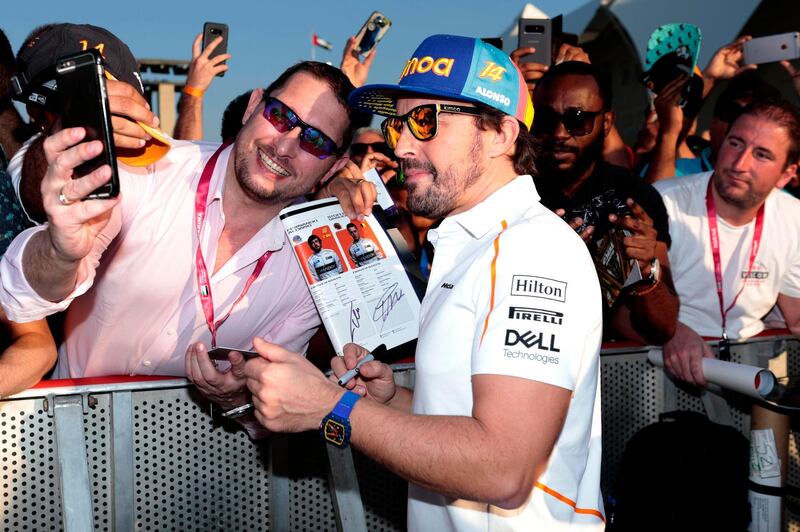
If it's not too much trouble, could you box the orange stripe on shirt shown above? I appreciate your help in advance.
[479,220,508,346]
[534,481,605,522]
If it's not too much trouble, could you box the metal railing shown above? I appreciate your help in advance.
[0,334,797,531]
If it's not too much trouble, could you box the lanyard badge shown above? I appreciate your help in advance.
[705,178,764,360]
[194,143,273,348]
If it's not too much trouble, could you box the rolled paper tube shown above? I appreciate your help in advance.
[648,349,776,400]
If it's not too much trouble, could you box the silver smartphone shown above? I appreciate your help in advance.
[354,11,391,57]
[743,32,800,65]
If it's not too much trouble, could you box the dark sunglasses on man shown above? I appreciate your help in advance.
[533,106,606,137]
[349,141,395,159]
[381,103,481,149]
[262,95,343,159]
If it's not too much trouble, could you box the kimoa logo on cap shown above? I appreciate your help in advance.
[400,56,454,80]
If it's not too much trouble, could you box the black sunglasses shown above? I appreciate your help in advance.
[262,96,342,159]
[381,103,481,149]
[533,106,606,137]
[350,141,394,158]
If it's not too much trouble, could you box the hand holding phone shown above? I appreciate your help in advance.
[56,49,119,199]
[517,15,562,65]
[207,346,259,361]
[202,22,229,77]
[354,11,391,57]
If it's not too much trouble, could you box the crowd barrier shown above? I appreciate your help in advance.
[1,332,799,531]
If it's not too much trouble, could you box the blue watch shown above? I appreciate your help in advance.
[320,391,361,448]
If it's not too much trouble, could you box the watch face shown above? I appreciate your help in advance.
[323,418,347,446]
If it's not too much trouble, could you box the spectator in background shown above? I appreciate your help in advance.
[532,61,678,344]
[511,42,632,169]
[173,32,230,141]
[643,36,761,183]
[655,98,800,386]
[220,90,252,143]
[0,27,29,159]
[0,27,56,396]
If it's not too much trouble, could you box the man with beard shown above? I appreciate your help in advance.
[655,98,800,386]
[307,234,343,281]
[240,35,606,531]
[0,60,374,420]
[532,61,678,344]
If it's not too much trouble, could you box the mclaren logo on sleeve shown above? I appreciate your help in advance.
[508,306,563,325]
[510,275,566,302]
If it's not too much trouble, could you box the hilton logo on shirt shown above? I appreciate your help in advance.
[510,275,567,302]
[508,306,563,325]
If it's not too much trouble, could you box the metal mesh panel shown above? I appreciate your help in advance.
[599,352,660,496]
[85,395,113,531]
[354,451,407,532]
[131,387,270,531]
[0,398,62,531]
[289,431,336,532]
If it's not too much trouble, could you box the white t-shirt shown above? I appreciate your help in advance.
[408,175,604,532]
[655,172,800,338]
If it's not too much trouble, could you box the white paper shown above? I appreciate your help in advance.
[280,198,419,356]
[648,350,776,399]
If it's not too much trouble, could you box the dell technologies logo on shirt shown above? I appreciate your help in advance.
[510,275,566,302]
[504,329,560,352]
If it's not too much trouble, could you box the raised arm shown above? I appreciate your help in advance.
[22,127,121,301]
[173,34,230,141]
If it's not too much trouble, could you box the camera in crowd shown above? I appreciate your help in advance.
[562,189,631,236]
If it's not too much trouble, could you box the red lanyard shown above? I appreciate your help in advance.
[705,178,764,338]
[194,144,273,348]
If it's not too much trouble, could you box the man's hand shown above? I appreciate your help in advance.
[609,198,658,273]
[662,322,715,386]
[245,337,342,433]
[653,75,688,138]
[704,36,756,83]
[511,43,589,96]
[106,79,159,149]
[780,60,800,98]
[331,343,396,404]
[510,47,548,95]
[340,36,376,88]
[40,127,120,263]
[359,151,398,183]
[185,343,250,410]
[323,161,378,220]
[554,209,594,243]
[186,33,231,92]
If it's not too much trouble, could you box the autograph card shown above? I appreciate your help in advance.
[280,199,420,356]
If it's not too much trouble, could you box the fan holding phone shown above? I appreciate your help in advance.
[340,11,391,88]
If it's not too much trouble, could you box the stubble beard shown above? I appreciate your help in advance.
[713,172,764,211]
[233,143,310,204]
[404,133,484,219]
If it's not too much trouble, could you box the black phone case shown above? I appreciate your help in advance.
[55,49,120,199]
[203,22,229,77]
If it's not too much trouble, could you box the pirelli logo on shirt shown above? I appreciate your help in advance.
[510,275,567,302]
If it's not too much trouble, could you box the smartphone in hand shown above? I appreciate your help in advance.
[743,32,800,65]
[56,49,119,199]
[202,22,229,77]
[354,11,391,57]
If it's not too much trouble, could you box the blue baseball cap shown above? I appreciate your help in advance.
[349,34,534,130]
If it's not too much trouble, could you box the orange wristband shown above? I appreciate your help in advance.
[182,85,204,98]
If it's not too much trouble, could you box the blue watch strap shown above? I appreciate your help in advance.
[331,390,361,419]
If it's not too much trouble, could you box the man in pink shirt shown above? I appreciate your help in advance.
[0,53,374,416]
